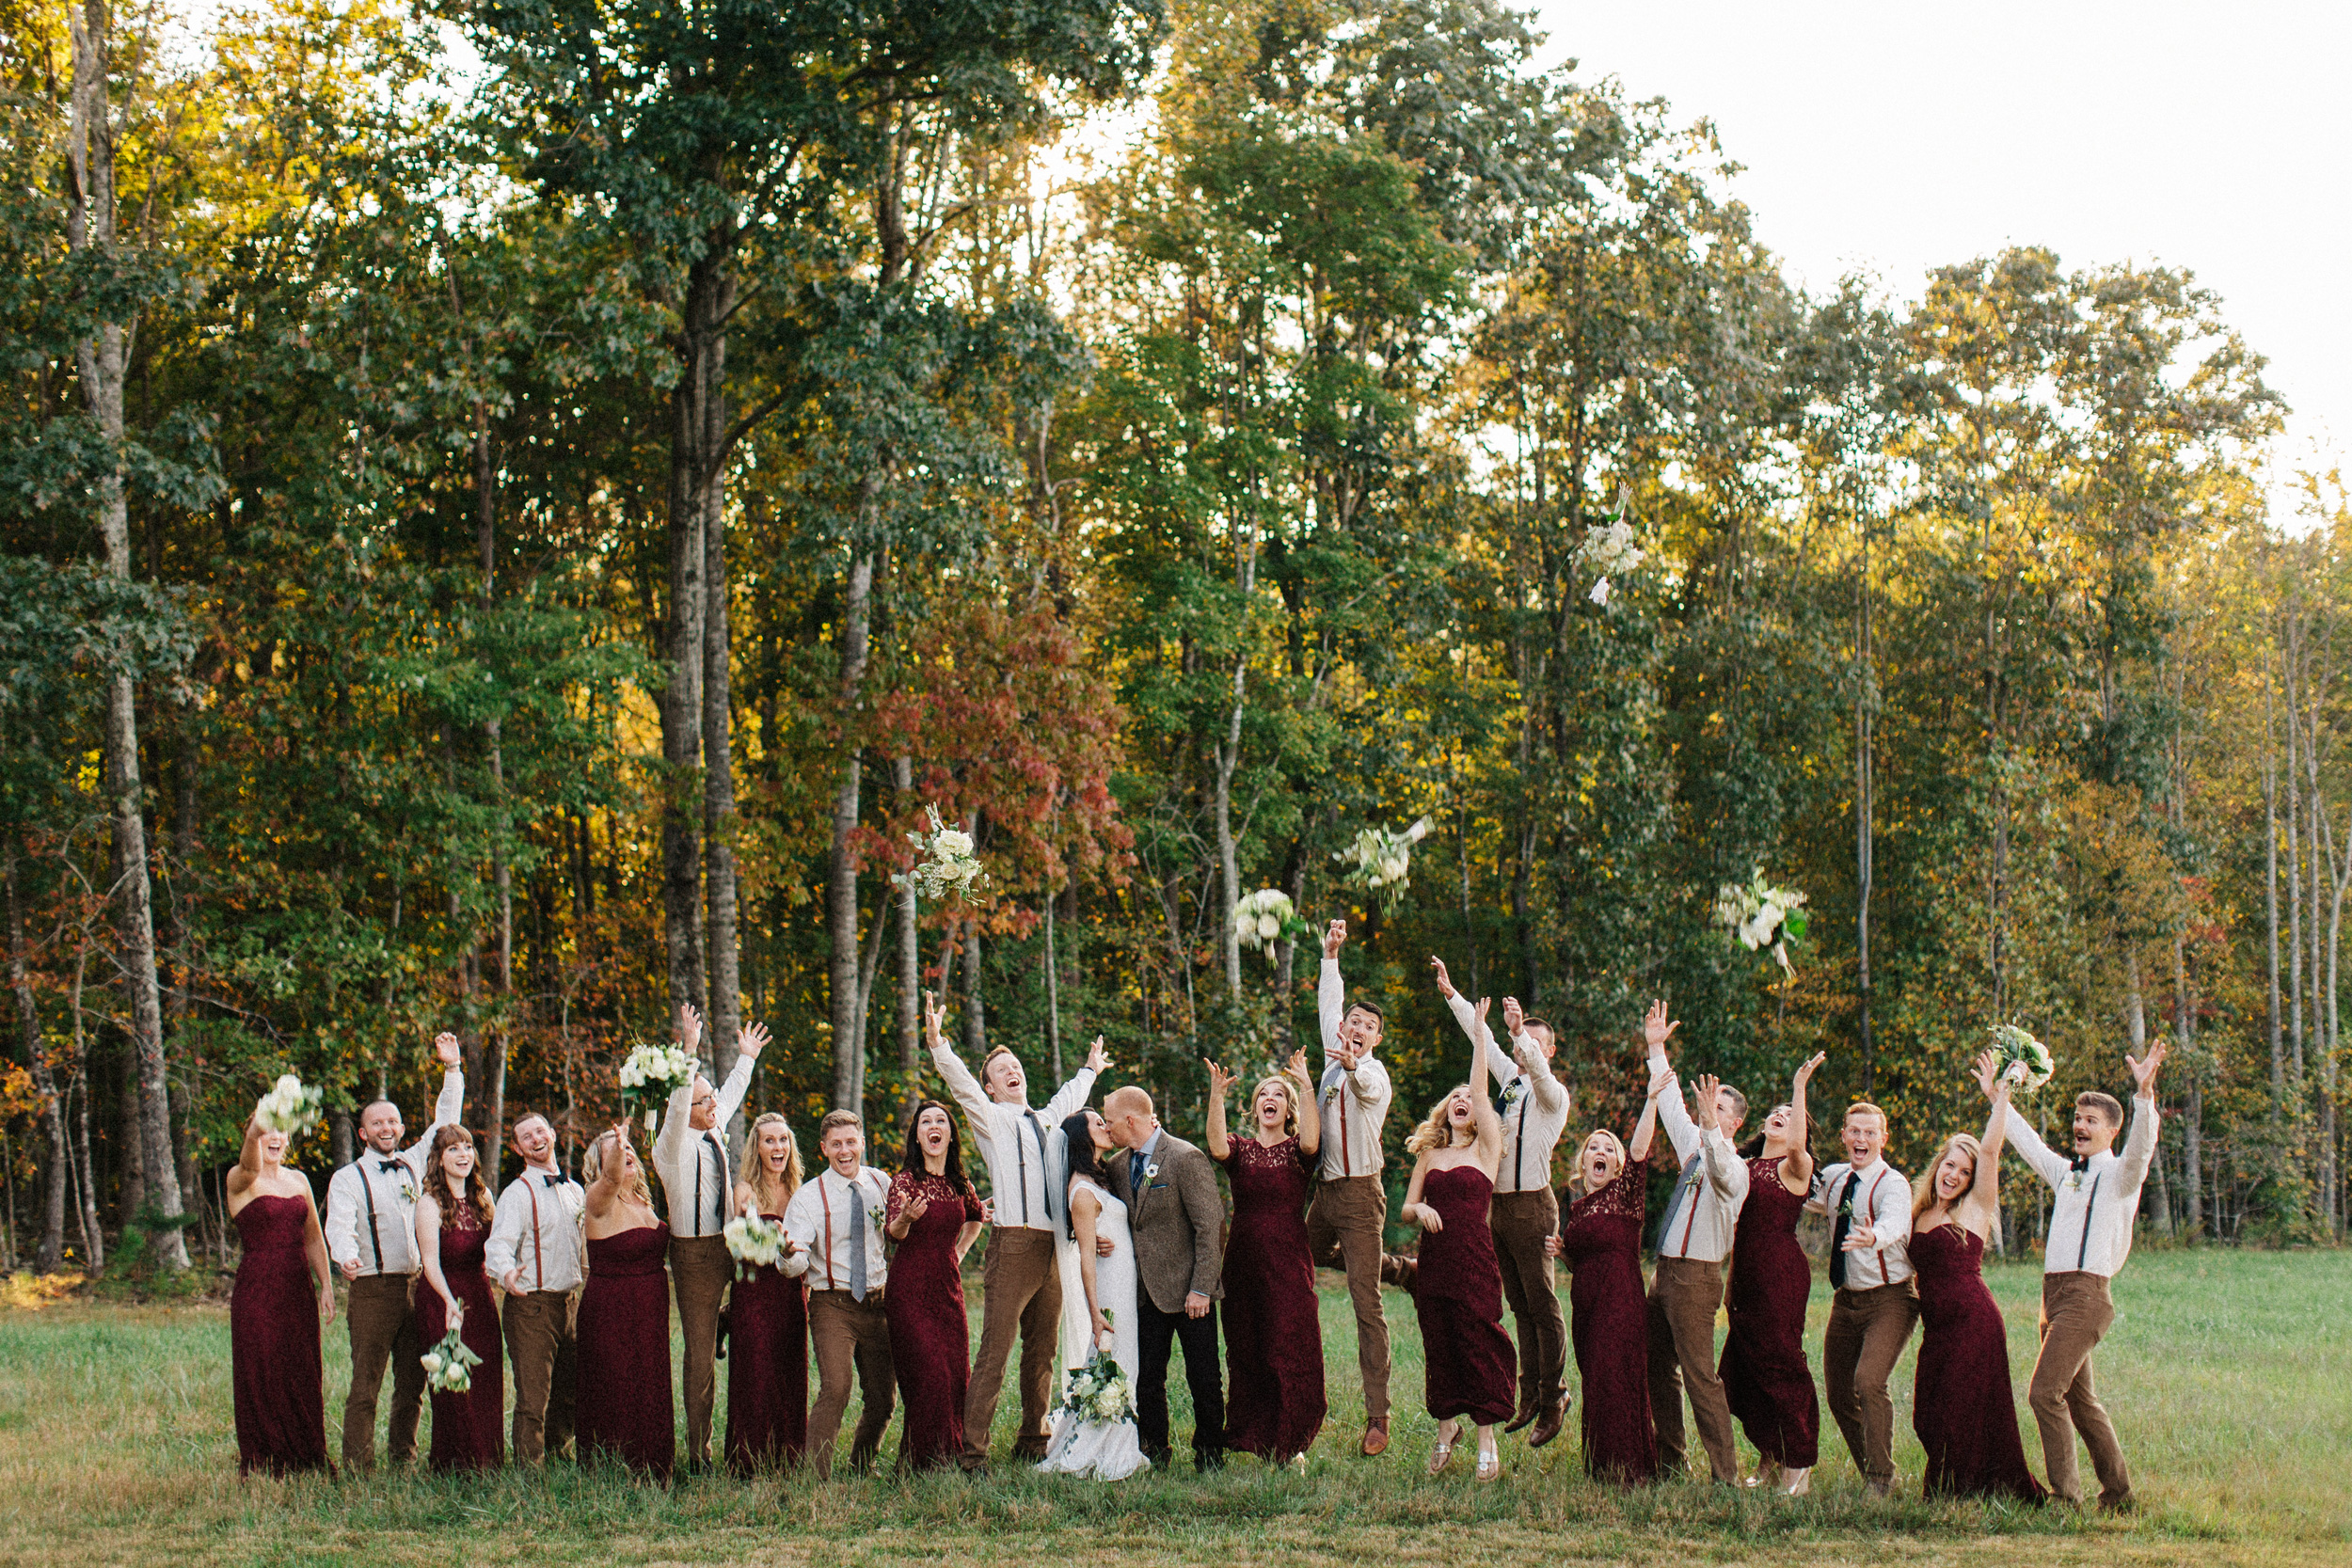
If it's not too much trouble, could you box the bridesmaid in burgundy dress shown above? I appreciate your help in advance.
[1720,1051,1826,1495]
[1909,1055,2045,1503]
[415,1124,503,1471]
[227,1101,336,1477]
[727,1111,810,1473]
[1550,1074,1667,1484]
[576,1123,675,1478]
[1401,990,1517,1481]
[1203,1049,1325,1465]
[884,1099,990,1472]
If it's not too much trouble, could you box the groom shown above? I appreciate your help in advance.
[1103,1085,1226,1470]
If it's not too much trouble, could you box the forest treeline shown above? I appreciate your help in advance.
[3,0,2343,1276]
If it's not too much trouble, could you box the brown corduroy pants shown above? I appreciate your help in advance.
[501,1288,578,1465]
[961,1227,1062,1467]
[341,1273,424,1470]
[1822,1279,1920,1485]
[1308,1175,1391,1423]
[2032,1270,2132,1506]
[1646,1254,1738,1481]
[808,1288,896,1478]
[671,1233,732,1465]
[1489,1188,1566,1415]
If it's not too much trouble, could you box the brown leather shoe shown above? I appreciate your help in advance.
[1377,1253,1419,1293]
[1360,1418,1390,1457]
[1528,1394,1569,1449]
[1502,1396,1538,1434]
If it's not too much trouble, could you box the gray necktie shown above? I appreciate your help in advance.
[848,1180,869,1302]
[1025,1111,1055,1226]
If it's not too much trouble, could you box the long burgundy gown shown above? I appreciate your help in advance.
[1719,1155,1820,1468]
[1557,1158,1658,1482]
[1413,1164,1517,1426]
[884,1170,984,1472]
[576,1224,675,1478]
[1215,1133,1327,1462]
[1911,1223,2045,1502]
[416,1204,503,1472]
[230,1194,331,1477]
[725,1210,809,1474]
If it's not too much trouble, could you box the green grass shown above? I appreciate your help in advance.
[1,1247,2345,1566]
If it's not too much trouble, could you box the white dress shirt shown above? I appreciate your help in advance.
[485,1164,586,1294]
[1448,993,1569,1196]
[1316,958,1393,1180]
[930,1040,1096,1231]
[1808,1159,1915,1288]
[1647,1047,1749,1262]
[2005,1094,2156,1277]
[323,1069,464,1276]
[781,1164,893,1292]
[653,1053,754,1239]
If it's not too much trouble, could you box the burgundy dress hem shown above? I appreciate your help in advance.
[1912,1222,2047,1504]
[885,1170,984,1473]
[576,1223,675,1479]
[1216,1134,1327,1462]
[1558,1158,1659,1483]
[1720,1155,1821,1468]
[230,1193,332,1480]
[1413,1164,1517,1428]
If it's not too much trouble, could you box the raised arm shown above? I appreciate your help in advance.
[1629,1066,1669,1162]
[2117,1040,2167,1190]
[1692,1073,1749,1204]
[1041,1035,1107,1124]
[924,990,993,1123]
[1467,998,1503,1162]
[1507,995,1568,1115]
[1318,920,1349,1055]
[1962,1051,2012,1233]
[1780,1051,1826,1196]
[399,1032,467,1169]
[228,1104,269,1199]
[1999,1100,2070,1190]
[1644,1003,1699,1162]
[1202,1058,1234,1162]
[585,1124,632,1221]
[712,1022,765,1129]
[1285,1050,1321,1158]
[1434,957,1515,1086]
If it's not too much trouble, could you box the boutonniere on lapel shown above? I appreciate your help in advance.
[1143,1162,1161,1183]
[867,1203,887,1231]
[398,1178,419,1206]
[1501,1079,1527,1107]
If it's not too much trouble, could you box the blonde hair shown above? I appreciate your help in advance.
[743,1112,804,1213]
[1568,1127,1628,1196]
[1913,1132,2001,1244]
[583,1128,653,1210]
[1248,1075,1299,1137]
[1406,1085,1477,1156]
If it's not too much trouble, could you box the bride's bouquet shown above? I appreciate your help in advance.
[1334,818,1433,912]
[1990,1023,2055,1091]
[1232,887,1308,953]
[1577,516,1645,606]
[255,1074,325,1136]
[421,1325,480,1393]
[898,803,987,903]
[619,1042,696,1131]
[723,1212,787,1278]
[1057,1336,1136,1426]
[1713,868,1808,975]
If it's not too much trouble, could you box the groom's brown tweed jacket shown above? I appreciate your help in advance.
[1113,1132,1226,1315]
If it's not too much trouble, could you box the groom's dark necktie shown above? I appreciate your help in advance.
[1830,1171,1855,1288]
[1129,1149,1147,1199]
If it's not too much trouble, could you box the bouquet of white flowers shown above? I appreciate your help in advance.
[1232,887,1308,953]
[255,1074,324,1136]
[420,1325,480,1394]
[618,1041,697,1131]
[1990,1023,2055,1091]
[723,1212,787,1278]
[1578,516,1645,606]
[1333,817,1433,912]
[1057,1335,1136,1426]
[897,803,987,903]
[1712,869,1808,975]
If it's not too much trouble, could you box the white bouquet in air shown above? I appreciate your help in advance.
[255,1074,324,1136]
[619,1041,696,1130]
[1334,817,1433,911]
[898,803,987,903]
[1233,887,1305,952]
[1578,517,1645,606]
[1713,869,1808,974]
[723,1212,787,1277]
[1057,1330,1136,1424]
[1990,1024,2054,1091]
[421,1325,480,1393]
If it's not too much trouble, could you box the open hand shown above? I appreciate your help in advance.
[1793,1051,1826,1091]
[1693,1074,1724,1130]
[1842,1224,1880,1253]
[922,990,946,1047]
[1204,1058,1236,1098]
[1502,996,1525,1037]
[1644,999,1680,1053]
[676,1002,703,1053]
[736,1021,771,1060]
[433,1031,461,1069]
[1429,956,1455,998]
[1972,1049,2002,1101]
[2128,1039,2169,1095]
[1086,1035,1110,1074]
[1647,1066,1677,1101]
[1282,1049,1311,1088]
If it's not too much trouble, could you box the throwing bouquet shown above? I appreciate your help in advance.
[255,1074,324,1136]
[421,1325,481,1393]
[1713,868,1808,975]
[898,804,987,903]
[618,1042,696,1131]
[1232,887,1308,953]
[1577,516,1645,606]
[1990,1023,2055,1091]
[1057,1338,1136,1427]
[723,1212,787,1278]
[1334,817,1433,912]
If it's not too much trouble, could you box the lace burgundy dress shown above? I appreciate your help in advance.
[416,1200,503,1471]
[1719,1155,1820,1468]
[575,1224,675,1477]
[1556,1158,1658,1481]
[725,1209,809,1474]
[884,1169,985,1472]
[1413,1164,1517,1426]
[1912,1222,2045,1502]
[1214,1133,1326,1462]
[230,1193,331,1477]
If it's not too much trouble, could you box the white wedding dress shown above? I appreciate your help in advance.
[1037,1173,1148,1481]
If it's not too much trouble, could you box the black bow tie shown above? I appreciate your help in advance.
[2069,1154,2091,1173]
[542,1173,564,1188]
[378,1160,405,1174]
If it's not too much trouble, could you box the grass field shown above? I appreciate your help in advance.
[1,1247,2345,1567]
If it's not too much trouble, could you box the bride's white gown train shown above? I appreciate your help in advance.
[1037,1174,1149,1481]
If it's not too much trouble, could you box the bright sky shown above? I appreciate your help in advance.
[1535,2,2351,523]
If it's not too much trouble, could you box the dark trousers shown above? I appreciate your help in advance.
[1137,1298,1225,1464]
[502,1288,578,1465]
[1646,1254,1738,1481]
[342,1273,424,1470]
[1823,1280,1919,1485]
[1490,1188,1566,1413]
[808,1289,896,1478]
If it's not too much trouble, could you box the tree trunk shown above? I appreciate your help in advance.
[701,292,742,1078]
[166,731,199,1244]
[1215,671,1245,1004]
[8,840,66,1272]
[68,943,102,1270]
[660,261,723,1026]
[474,415,514,1164]
[2265,656,2284,1103]
[826,550,877,1112]
[893,754,921,1091]
[70,2,185,1268]
[961,919,987,1060]
[1855,502,1876,1095]
[1043,889,1062,1083]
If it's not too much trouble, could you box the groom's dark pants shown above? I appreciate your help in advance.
[1137,1300,1224,1465]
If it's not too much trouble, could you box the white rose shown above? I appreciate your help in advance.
[1257,914,1281,940]
[935,830,974,859]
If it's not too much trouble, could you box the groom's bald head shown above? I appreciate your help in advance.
[1103,1086,1155,1146]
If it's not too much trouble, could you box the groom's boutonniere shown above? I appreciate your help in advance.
[399,1178,419,1206]
[1501,1079,1527,1107]
[1143,1162,1161,1183]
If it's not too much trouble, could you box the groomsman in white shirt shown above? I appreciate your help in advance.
[1993,1040,2167,1510]
[1643,1002,1749,1482]
[1432,959,1572,1448]
[652,1004,767,1470]
[1805,1101,1917,1494]
[485,1111,585,1465]
[1311,919,1396,1456]
[930,992,1105,1470]
[783,1109,896,1478]
[323,1030,463,1471]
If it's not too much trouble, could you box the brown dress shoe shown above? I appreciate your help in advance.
[1377,1253,1419,1293]
[1360,1418,1390,1457]
[1528,1394,1569,1449]
[1502,1397,1538,1434]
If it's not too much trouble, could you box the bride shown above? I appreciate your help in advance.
[1037,1108,1149,1480]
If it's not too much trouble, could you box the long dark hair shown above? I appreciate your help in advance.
[1739,1105,1818,1164]
[1059,1109,1106,1242]
[425,1124,496,1227]
[899,1098,975,1193]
